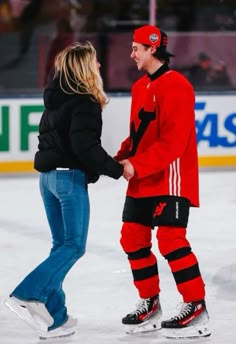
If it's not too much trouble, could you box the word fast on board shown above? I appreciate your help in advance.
[195,101,236,148]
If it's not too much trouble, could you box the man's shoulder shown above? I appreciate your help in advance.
[160,69,194,89]
[134,74,148,85]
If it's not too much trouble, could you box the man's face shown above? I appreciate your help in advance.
[130,42,154,72]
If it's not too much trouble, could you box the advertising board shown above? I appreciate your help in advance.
[0,95,235,173]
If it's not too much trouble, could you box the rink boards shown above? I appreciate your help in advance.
[0,94,235,173]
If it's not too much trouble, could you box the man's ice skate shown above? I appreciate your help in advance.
[38,315,78,340]
[161,300,211,339]
[4,296,54,333]
[122,295,162,334]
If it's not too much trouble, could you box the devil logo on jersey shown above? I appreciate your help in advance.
[129,108,156,156]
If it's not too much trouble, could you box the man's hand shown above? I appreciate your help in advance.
[120,159,135,181]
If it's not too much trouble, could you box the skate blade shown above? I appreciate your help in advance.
[39,330,75,340]
[161,322,211,339]
[124,312,162,334]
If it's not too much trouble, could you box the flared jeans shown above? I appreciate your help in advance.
[11,169,90,329]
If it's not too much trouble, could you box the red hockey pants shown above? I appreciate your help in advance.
[120,222,205,302]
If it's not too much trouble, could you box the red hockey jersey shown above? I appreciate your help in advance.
[116,65,199,207]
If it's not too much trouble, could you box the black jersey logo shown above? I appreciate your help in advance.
[129,108,156,156]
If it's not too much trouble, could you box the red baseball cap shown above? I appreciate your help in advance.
[133,25,175,57]
[133,25,161,47]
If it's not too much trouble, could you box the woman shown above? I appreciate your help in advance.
[5,41,123,339]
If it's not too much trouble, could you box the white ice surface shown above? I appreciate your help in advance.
[0,170,236,343]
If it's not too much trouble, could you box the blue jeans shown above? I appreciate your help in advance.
[11,169,90,330]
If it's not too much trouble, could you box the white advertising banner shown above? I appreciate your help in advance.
[0,95,235,173]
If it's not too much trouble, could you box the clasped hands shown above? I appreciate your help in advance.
[119,159,135,181]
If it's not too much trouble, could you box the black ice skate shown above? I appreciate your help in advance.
[122,295,162,334]
[161,300,211,339]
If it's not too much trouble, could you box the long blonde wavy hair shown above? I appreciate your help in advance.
[54,41,108,108]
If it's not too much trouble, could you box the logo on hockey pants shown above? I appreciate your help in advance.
[154,202,167,216]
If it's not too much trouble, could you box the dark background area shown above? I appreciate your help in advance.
[0,0,236,93]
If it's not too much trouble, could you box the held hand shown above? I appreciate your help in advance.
[120,159,135,181]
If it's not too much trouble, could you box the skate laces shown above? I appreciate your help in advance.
[173,302,195,320]
[132,298,151,315]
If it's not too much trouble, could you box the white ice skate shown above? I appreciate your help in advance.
[38,315,78,340]
[5,296,54,333]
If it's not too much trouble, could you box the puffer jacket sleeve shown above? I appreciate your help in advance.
[70,99,123,180]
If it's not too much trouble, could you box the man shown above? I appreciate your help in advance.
[115,25,211,339]
[188,52,213,89]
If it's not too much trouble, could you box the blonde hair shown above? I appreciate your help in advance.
[54,41,108,108]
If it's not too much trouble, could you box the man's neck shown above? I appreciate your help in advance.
[147,59,164,75]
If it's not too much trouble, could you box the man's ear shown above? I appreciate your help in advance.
[150,46,157,54]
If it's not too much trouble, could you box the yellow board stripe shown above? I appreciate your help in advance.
[198,155,236,167]
[0,156,236,173]
[0,161,35,173]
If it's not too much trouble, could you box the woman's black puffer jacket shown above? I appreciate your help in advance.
[34,76,123,182]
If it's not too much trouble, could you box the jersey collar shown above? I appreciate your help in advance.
[148,63,170,81]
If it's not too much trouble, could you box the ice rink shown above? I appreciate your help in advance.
[0,170,236,344]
